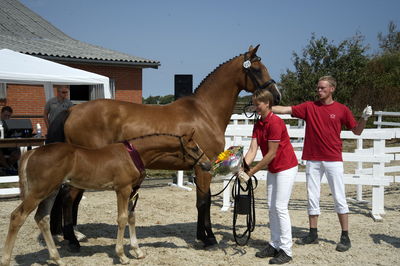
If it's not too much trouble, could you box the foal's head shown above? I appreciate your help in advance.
[180,129,211,171]
[240,45,281,105]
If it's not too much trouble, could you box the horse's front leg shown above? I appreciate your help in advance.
[115,187,132,265]
[35,191,65,266]
[70,187,86,240]
[61,185,80,253]
[194,166,217,247]
[127,193,145,259]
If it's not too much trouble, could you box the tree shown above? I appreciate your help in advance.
[159,94,174,105]
[143,94,175,105]
[351,22,400,112]
[279,33,369,106]
[352,50,400,112]
[143,95,160,104]
[378,21,400,54]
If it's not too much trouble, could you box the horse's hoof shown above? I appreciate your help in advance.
[67,242,81,253]
[1,257,11,266]
[203,237,218,248]
[131,248,145,259]
[120,256,130,265]
[54,259,66,266]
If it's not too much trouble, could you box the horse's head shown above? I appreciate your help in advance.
[240,45,281,105]
[180,129,211,171]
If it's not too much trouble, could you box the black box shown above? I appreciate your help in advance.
[3,119,33,138]
[174,74,193,100]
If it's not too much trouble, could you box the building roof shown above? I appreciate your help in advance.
[0,0,160,68]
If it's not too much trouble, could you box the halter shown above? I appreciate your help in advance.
[124,133,205,169]
[243,53,276,91]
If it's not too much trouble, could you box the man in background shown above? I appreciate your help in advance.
[44,86,73,129]
[0,106,20,175]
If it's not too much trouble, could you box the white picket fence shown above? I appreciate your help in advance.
[374,111,400,128]
[0,146,33,198]
[2,112,400,221]
[219,113,400,221]
[0,175,19,198]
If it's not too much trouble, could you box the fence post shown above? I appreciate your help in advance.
[376,113,382,129]
[168,170,192,191]
[221,175,232,211]
[371,138,386,221]
[356,138,364,201]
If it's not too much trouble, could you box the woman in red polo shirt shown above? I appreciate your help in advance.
[244,89,298,264]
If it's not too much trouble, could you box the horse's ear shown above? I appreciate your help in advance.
[248,44,260,57]
[189,128,195,140]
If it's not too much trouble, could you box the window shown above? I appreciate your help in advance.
[70,85,90,104]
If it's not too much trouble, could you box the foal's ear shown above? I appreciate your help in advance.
[248,44,260,57]
[188,128,196,140]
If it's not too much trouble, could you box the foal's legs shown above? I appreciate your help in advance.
[34,191,65,266]
[1,196,43,266]
[127,193,145,259]
[115,186,132,265]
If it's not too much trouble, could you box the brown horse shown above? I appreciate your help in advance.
[50,45,281,247]
[0,130,210,266]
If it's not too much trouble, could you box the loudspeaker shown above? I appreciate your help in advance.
[3,119,33,138]
[174,74,193,100]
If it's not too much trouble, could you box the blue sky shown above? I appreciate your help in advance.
[20,0,400,98]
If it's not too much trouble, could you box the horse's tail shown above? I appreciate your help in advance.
[18,149,36,200]
[46,110,70,144]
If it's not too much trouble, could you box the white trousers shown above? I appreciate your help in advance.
[267,166,297,257]
[306,161,349,215]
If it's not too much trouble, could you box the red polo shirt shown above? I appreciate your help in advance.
[252,112,298,173]
[291,101,357,161]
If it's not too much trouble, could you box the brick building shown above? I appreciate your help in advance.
[0,0,160,133]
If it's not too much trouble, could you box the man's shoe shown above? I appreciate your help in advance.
[269,249,292,264]
[295,233,319,245]
[255,243,278,258]
[336,235,351,252]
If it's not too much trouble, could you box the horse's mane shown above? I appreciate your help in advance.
[194,53,243,94]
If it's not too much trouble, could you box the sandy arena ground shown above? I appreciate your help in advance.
[1,175,399,266]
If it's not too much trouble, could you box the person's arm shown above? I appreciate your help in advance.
[352,118,366,135]
[247,141,279,176]
[244,138,258,166]
[272,105,292,114]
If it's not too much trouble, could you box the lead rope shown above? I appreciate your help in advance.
[232,172,258,246]
[194,166,258,246]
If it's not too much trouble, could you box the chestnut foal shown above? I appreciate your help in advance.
[1,130,210,266]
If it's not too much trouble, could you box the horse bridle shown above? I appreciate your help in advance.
[178,136,205,168]
[242,52,277,118]
[243,53,276,91]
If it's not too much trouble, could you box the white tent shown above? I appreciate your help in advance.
[0,49,111,99]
